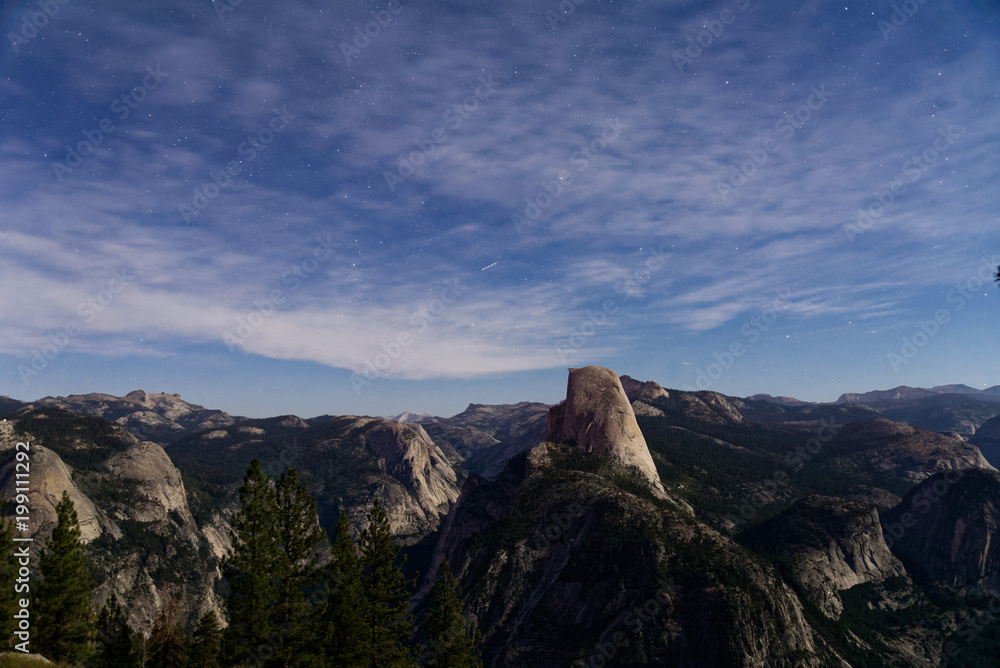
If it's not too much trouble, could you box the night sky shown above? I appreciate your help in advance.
[1,0,998,419]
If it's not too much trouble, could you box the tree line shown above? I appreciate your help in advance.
[0,459,482,668]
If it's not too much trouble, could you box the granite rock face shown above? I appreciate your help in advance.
[546,366,664,494]
[365,420,460,525]
[881,468,1000,594]
[619,374,670,403]
[970,414,1000,468]
[744,496,908,618]
[0,444,104,542]
[103,441,197,526]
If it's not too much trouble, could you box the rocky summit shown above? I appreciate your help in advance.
[546,366,665,494]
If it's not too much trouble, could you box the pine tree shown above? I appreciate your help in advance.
[318,511,367,667]
[420,560,482,668]
[272,467,324,666]
[223,458,281,665]
[360,499,418,668]
[189,611,223,668]
[146,597,189,668]
[35,490,95,664]
[0,520,18,650]
[93,594,142,668]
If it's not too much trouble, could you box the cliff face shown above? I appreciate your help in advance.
[619,374,670,403]
[0,444,104,542]
[103,441,198,527]
[364,420,460,529]
[546,366,664,494]
[970,414,1000,468]
[881,468,1000,594]
[743,496,908,618]
[0,408,222,635]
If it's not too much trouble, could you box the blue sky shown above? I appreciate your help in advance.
[1,0,998,419]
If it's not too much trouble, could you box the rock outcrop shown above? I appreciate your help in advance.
[881,469,1000,594]
[744,496,908,618]
[103,441,197,527]
[0,444,104,542]
[366,420,459,524]
[1,407,222,635]
[619,374,670,403]
[825,419,994,484]
[546,366,664,494]
[970,414,1000,468]
[33,390,242,445]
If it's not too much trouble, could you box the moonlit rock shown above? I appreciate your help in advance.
[546,366,665,494]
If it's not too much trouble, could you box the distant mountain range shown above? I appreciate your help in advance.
[747,383,1000,437]
[835,383,1000,404]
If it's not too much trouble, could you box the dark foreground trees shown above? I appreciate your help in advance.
[421,560,482,668]
[21,460,481,667]
[219,461,483,668]
[35,490,96,664]
[359,499,419,668]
